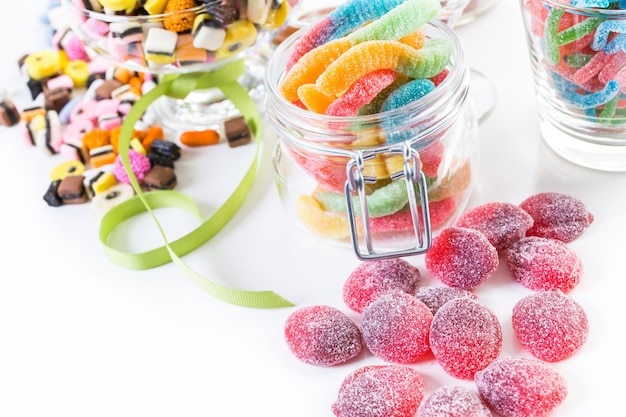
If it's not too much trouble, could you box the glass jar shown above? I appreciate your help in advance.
[265,19,479,260]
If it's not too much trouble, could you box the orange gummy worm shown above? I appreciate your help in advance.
[316,39,452,98]
[280,38,354,103]
[297,84,335,114]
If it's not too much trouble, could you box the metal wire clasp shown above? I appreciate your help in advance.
[344,141,432,260]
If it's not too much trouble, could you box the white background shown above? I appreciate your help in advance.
[1,0,625,416]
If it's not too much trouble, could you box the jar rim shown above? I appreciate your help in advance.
[537,0,626,16]
[265,19,469,130]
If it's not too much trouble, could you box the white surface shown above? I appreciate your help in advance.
[1,1,625,416]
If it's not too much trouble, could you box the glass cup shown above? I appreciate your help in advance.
[519,0,626,171]
[265,19,479,260]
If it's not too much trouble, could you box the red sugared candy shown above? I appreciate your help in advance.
[284,305,362,367]
[342,258,421,313]
[332,365,425,417]
[414,286,478,314]
[429,298,502,379]
[512,291,589,362]
[475,356,568,417]
[456,201,534,252]
[416,386,492,417]
[425,227,499,290]
[361,291,433,363]
[506,236,583,292]
[519,192,594,242]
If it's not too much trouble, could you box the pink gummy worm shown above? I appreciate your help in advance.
[571,50,613,85]
[599,51,626,84]
[286,18,335,72]
[326,70,398,116]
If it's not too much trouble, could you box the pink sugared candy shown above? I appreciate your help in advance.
[430,298,502,380]
[113,149,152,184]
[416,385,491,417]
[284,305,362,367]
[506,236,583,292]
[475,356,568,417]
[342,258,421,313]
[361,291,433,363]
[512,291,589,362]
[519,192,594,242]
[414,286,478,315]
[332,365,425,417]
[425,227,499,290]
[456,201,534,252]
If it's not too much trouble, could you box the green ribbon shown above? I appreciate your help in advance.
[99,59,294,309]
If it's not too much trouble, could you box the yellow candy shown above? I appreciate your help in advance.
[143,0,168,14]
[63,60,89,88]
[295,195,352,240]
[215,20,258,60]
[130,137,147,155]
[50,160,86,181]
[260,1,291,30]
[24,50,61,81]
[92,172,118,195]
[99,0,137,13]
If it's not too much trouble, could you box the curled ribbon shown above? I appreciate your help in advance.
[99,59,294,308]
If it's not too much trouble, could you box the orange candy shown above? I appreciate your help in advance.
[179,129,220,146]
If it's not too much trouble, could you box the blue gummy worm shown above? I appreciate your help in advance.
[570,0,610,7]
[605,33,626,54]
[381,79,436,143]
[592,20,626,51]
[328,0,406,41]
[558,77,620,109]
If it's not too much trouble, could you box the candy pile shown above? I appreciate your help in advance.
[0,0,254,219]
[63,0,297,71]
[272,0,475,242]
[524,0,626,123]
[283,191,593,417]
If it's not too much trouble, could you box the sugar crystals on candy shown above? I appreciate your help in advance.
[429,298,502,380]
[416,385,491,417]
[342,258,421,313]
[332,365,425,417]
[512,290,589,362]
[284,305,363,367]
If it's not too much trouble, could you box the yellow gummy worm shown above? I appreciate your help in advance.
[316,39,452,98]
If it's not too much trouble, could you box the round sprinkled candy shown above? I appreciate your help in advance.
[332,365,425,417]
[361,290,433,363]
[342,258,421,313]
[414,286,478,315]
[113,148,152,184]
[284,305,363,367]
[429,297,502,380]
[475,356,568,417]
[417,385,492,417]
[512,290,589,362]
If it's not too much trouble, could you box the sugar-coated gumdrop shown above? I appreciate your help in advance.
[512,291,589,362]
[343,258,421,313]
[414,286,478,314]
[284,305,363,367]
[456,202,534,252]
[416,386,492,417]
[475,356,568,417]
[361,291,433,363]
[506,236,583,292]
[425,227,499,290]
[332,365,426,417]
[519,192,594,242]
[430,298,502,380]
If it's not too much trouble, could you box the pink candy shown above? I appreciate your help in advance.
[284,305,363,367]
[475,356,568,417]
[361,291,433,363]
[417,386,491,417]
[425,227,499,290]
[414,285,478,314]
[506,236,583,292]
[456,201,534,252]
[113,149,151,184]
[332,365,425,417]
[512,291,589,362]
[342,258,421,313]
[429,298,502,380]
[519,192,594,243]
